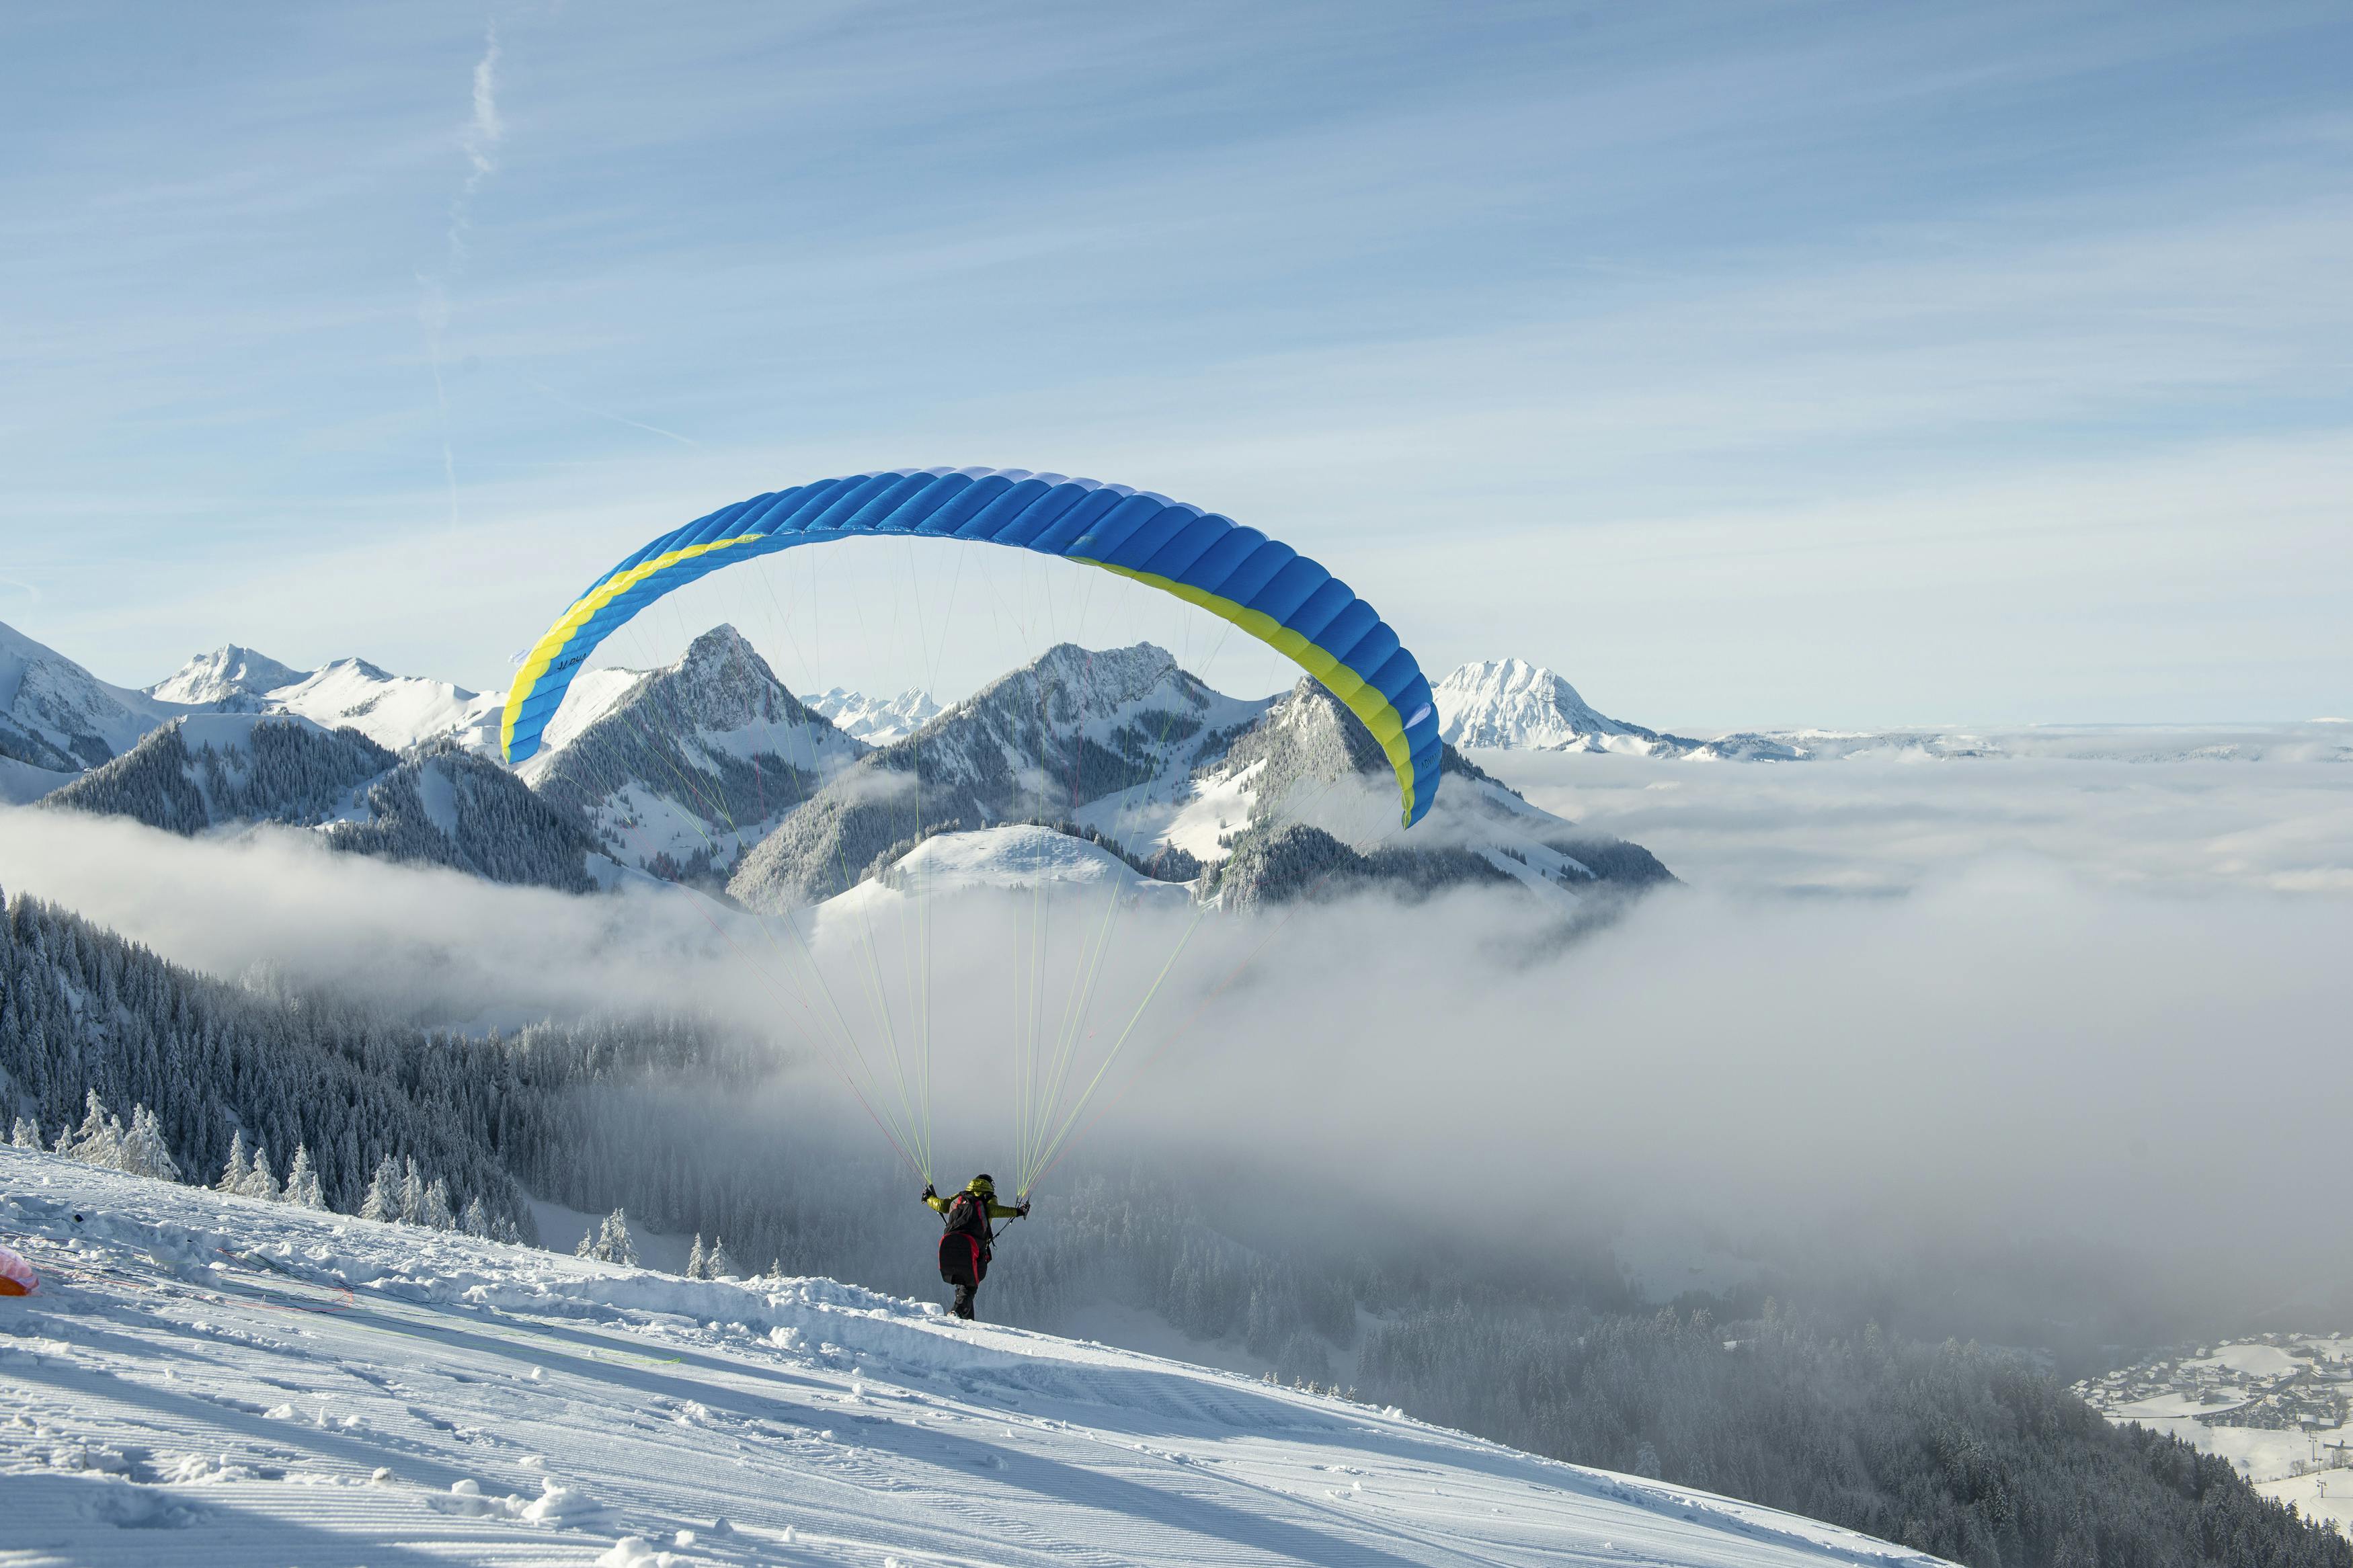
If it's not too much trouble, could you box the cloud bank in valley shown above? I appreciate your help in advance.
[5,743,2348,1338]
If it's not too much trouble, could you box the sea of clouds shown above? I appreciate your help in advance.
[3,730,2346,1343]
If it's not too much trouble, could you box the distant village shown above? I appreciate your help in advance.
[2077,1335,2353,1476]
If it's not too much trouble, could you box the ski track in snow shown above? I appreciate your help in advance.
[0,1149,1946,1568]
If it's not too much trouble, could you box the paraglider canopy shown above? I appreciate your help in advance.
[502,468,1443,827]
[0,1241,37,1296]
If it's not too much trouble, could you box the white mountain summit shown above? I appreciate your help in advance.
[802,685,943,746]
[146,645,305,706]
[1434,659,1690,755]
[149,645,506,753]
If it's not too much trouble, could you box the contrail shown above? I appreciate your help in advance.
[517,372,705,450]
[423,22,503,531]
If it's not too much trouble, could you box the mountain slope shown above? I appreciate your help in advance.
[326,739,605,893]
[0,1149,1950,1568]
[520,626,865,882]
[42,715,396,833]
[42,718,607,892]
[1116,676,1675,909]
[729,642,1267,911]
[0,619,184,796]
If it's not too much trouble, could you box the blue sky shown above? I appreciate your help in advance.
[3,1,2347,725]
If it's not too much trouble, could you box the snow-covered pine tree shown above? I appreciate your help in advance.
[359,1155,401,1223]
[69,1090,122,1168]
[686,1234,707,1279]
[590,1208,638,1266]
[284,1145,323,1209]
[9,1115,40,1149]
[119,1106,182,1182]
[574,1227,596,1258]
[399,1157,424,1225]
[706,1235,737,1279]
[217,1128,251,1192]
[420,1177,455,1231]
[460,1196,489,1237]
[239,1144,282,1201]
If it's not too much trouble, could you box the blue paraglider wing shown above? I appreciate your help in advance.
[500,468,1443,827]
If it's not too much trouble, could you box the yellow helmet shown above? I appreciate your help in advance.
[967,1174,996,1198]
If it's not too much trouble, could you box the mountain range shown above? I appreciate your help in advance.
[13,617,1671,911]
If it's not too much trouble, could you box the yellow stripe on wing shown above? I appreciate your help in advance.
[1074,559,1420,826]
[500,532,769,760]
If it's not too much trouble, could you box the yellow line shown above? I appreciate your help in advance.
[502,531,770,759]
[1072,560,1420,825]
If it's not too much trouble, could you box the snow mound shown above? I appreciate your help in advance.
[821,824,1193,927]
[0,1147,1942,1568]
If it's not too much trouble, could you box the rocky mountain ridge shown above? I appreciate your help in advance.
[519,625,865,882]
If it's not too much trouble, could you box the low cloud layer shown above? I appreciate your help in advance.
[5,749,2348,1342]
[1488,737,2353,897]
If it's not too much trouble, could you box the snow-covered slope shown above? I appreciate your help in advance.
[145,640,508,755]
[265,659,506,755]
[0,619,186,798]
[520,626,866,883]
[818,823,1194,927]
[147,646,307,708]
[0,1149,1944,1568]
[803,686,944,747]
[730,643,1267,912]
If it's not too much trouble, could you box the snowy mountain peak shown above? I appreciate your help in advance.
[657,623,815,730]
[803,686,943,747]
[1433,658,1655,751]
[0,617,183,798]
[266,658,502,755]
[147,645,306,706]
[518,624,864,883]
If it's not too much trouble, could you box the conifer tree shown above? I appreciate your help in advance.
[9,1115,41,1150]
[586,1208,638,1266]
[217,1128,251,1192]
[461,1196,489,1237]
[69,1090,122,1168]
[240,1145,282,1202]
[284,1145,323,1209]
[119,1106,182,1182]
[686,1234,707,1279]
[359,1155,401,1223]
[400,1157,425,1225]
[421,1177,455,1231]
[706,1235,737,1279]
